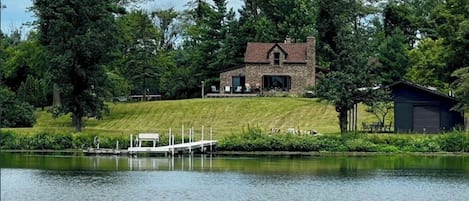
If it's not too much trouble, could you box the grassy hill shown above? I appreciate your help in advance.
[15,98,381,139]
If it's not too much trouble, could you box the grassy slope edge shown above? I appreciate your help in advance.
[8,97,380,138]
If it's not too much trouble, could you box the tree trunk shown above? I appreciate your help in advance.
[72,113,83,132]
[53,83,61,106]
[338,108,348,134]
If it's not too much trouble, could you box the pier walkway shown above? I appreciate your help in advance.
[128,140,217,154]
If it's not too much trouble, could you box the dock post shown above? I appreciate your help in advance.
[182,125,184,144]
[116,140,119,150]
[169,128,172,150]
[189,128,192,154]
[210,127,213,152]
[168,131,171,156]
[130,134,133,148]
[171,134,175,156]
[201,126,204,152]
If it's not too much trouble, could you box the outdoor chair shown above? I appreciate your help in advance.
[224,86,231,93]
[235,86,242,93]
[245,83,252,93]
[211,85,219,93]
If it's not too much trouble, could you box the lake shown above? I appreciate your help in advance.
[1,153,469,201]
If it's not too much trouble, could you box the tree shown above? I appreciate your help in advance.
[316,0,381,134]
[183,0,238,91]
[254,0,316,42]
[383,1,419,46]
[17,75,49,110]
[364,89,394,127]
[428,0,469,82]
[406,38,449,90]
[33,0,124,131]
[451,67,469,113]
[151,8,180,51]
[115,10,161,97]
[376,31,410,85]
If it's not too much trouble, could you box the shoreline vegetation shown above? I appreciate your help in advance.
[1,127,468,154]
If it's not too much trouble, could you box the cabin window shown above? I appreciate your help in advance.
[263,75,291,91]
[273,52,280,65]
[232,76,245,93]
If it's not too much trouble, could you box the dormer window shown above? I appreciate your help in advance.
[274,52,280,65]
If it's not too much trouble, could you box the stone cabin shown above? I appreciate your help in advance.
[219,36,316,95]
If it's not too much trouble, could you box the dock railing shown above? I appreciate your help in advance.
[129,126,216,155]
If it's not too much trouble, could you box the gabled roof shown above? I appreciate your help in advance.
[244,42,307,63]
[389,80,458,102]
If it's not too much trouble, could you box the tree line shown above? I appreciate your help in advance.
[0,0,468,132]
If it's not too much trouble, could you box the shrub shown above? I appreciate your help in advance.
[0,88,36,127]
[438,132,469,152]
[345,138,378,152]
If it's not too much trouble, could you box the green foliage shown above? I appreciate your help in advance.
[17,75,49,109]
[115,10,161,95]
[2,37,50,92]
[105,71,131,99]
[376,31,410,85]
[406,38,449,90]
[451,67,469,112]
[383,1,419,46]
[33,0,122,131]
[3,129,468,153]
[0,131,130,150]
[315,0,381,133]
[438,131,469,152]
[0,87,36,127]
[219,131,469,153]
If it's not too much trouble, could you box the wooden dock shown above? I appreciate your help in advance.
[127,140,217,154]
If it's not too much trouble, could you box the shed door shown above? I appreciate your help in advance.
[413,106,440,133]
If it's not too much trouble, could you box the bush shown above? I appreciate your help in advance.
[438,132,469,152]
[0,88,36,128]
[345,138,378,152]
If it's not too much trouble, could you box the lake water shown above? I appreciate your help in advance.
[1,153,469,201]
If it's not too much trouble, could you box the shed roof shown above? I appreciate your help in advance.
[389,80,458,102]
[244,42,307,63]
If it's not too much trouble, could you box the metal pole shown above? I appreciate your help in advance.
[201,81,205,98]
[201,126,204,152]
[130,134,133,148]
[210,127,213,152]
[189,128,192,153]
[354,104,358,132]
[171,134,174,156]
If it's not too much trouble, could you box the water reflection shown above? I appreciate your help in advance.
[1,153,469,176]
[2,153,469,201]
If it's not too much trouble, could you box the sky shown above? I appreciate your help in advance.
[0,0,243,36]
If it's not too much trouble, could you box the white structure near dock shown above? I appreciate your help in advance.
[128,126,217,155]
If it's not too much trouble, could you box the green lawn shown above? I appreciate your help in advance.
[12,97,381,139]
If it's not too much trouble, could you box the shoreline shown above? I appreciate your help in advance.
[2,149,469,157]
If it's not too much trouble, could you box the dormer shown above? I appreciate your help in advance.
[267,44,288,66]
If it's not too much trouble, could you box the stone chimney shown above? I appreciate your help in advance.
[284,37,291,43]
[306,36,316,86]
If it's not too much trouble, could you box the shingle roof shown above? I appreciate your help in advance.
[244,42,308,63]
